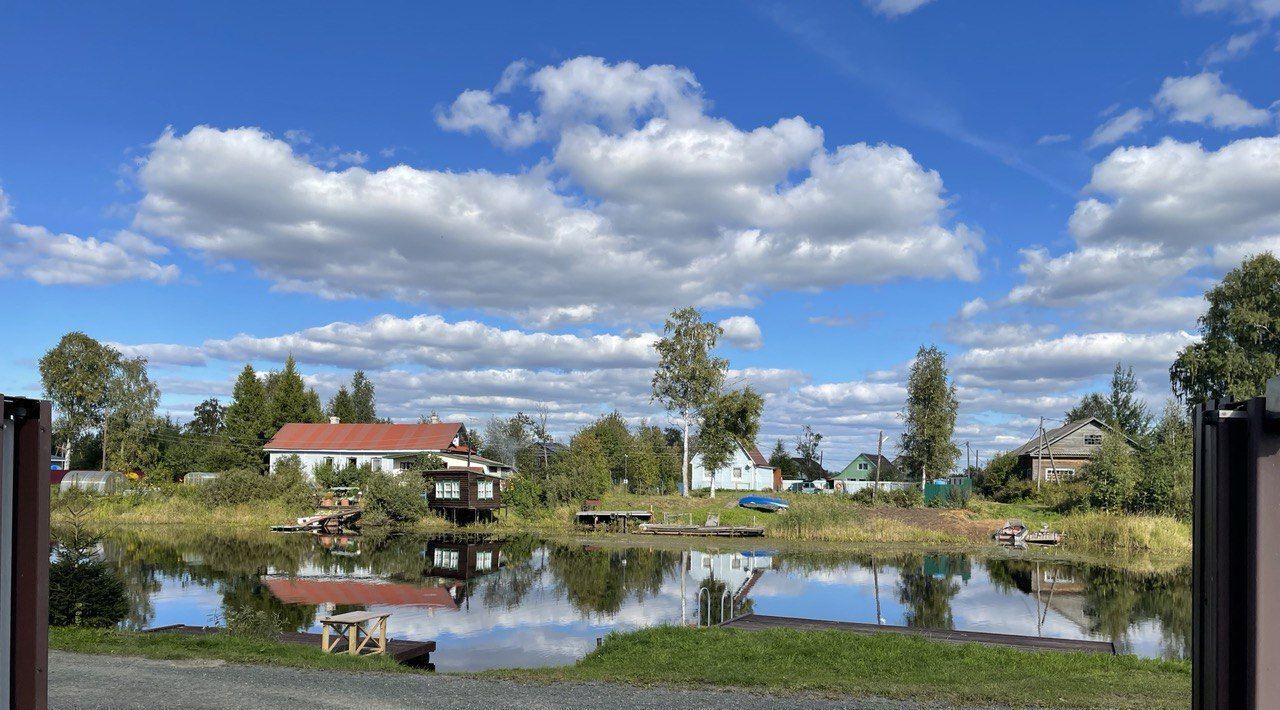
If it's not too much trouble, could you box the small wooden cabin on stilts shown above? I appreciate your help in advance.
[419,468,503,524]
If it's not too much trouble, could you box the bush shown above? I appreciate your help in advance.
[199,460,312,508]
[362,470,429,525]
[314,461,369,490]
[1037,481,1090,513]
[849,488,876,505]
[991,479,1035,503]
[885,487,922,508]
[505,473,545,516]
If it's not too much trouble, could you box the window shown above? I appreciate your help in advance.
[476,551,493,571]
[858,462,870,470]
[433,548,459,569]
[478,480,495,500]
[733,467,743,479]
[1044,468,1076,482]
[347,457,358,468]
[1084,433,1103,446]
[434,480,461,499]
[323,456,335,467]
[371,457,382,471]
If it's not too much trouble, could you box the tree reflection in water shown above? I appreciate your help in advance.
[81,527,1191,661]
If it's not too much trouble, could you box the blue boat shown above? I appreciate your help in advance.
[738,495,789,512]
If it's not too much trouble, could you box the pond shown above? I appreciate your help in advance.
[92,528,1190,671]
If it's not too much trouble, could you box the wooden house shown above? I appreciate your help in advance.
[1010,417,1141,483]
[832,453,898,482]
[420,468,502,523]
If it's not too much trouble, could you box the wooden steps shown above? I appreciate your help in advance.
[718,613,1117,654]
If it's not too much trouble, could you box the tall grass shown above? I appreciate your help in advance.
[1056,512,1191,556]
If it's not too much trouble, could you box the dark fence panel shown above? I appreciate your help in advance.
[2,395,50,710]
[1193,391,1280,710]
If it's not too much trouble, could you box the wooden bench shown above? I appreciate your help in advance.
[320,611,390,657]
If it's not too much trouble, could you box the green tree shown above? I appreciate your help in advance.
[545,431,611,503]
[104,356,161,473]
[326,385,355,423]
[899,345,961,484]
[1086,433,1138,512]
[638,424,681,494]
[795,424,823,462]
[224,364,268,470]
[39,332,120,468]
[651,307,727,496]
[976,450,1019,497]
[697,387,765,497]
[769,439,799,479]
[1136,402,1192,518]
[1171,253,1280,403]
[582,412,632,484]
[1108,364,1151,440]
[350,370,378,423]
[48,525,128,628]
[189,398,225,435]
[1064,392,1110,423]
[265,355,322,433]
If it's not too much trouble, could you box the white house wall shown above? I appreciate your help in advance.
[268,450,511,481]
[690,447,775,491]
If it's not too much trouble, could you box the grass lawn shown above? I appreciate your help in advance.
[49,627,408,674]
[488,626,1191,710]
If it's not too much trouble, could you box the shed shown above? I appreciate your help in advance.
[58,470,127,493]
[419,468,502,523]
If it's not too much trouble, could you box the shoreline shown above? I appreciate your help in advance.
[59,490,1191,560]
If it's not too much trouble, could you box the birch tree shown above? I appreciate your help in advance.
[39,332,119,468]
[651,307,726,496]
[899,345,960,487]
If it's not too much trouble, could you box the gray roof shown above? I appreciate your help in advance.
[1010,417,1139,458]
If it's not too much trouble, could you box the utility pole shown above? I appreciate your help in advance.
[1036,417,1044,493]
[101,406,109,471]
[965,441,971,474]
[872,430,883,505]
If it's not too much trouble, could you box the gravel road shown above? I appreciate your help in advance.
[49,651,941,709]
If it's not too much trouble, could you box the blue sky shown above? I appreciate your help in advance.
[4,0,1279,464]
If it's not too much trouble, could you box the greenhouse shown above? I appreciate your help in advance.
[58,470,127,493]
[182,471,220,485]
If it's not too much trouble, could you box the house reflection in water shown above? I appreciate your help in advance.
[423,537,506,608]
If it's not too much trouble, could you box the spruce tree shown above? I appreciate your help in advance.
[350,370,378,423]
[224,364,268,469]
[266,355,315,434]
[327,386,355,423]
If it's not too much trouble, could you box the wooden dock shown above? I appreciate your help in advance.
[271,509,362,533]
[718,613,1117,654]
[574,510,652,530]
[638,523,765,537]
[145,624,436,667]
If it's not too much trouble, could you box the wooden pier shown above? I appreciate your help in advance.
[573,510,652,530]
[145,624,436,667]
[718,613,1117,654]
[638,523,765,537]
[271,509,362,533]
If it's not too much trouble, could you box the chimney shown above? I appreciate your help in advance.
[329,416,340,424]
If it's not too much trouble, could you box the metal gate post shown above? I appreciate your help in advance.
[1,395,51,710]
[1193,380,1280,710]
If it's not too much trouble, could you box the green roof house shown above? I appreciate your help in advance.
[833,453,897,482]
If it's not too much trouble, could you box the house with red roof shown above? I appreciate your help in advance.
[264,421,515,480]
[690,440,780,492]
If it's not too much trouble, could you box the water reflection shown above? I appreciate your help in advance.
[91,528,1190,670]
